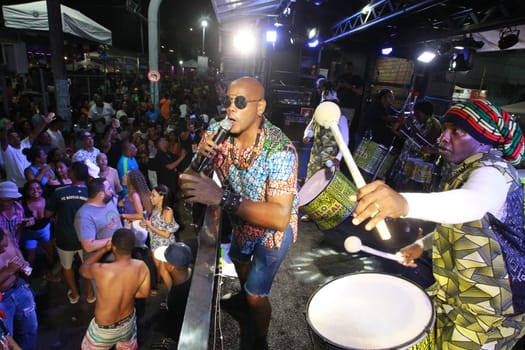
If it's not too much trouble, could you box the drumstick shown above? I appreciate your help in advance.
[314,102,391,240]
[344,236,402,262]
[399,129,422,149]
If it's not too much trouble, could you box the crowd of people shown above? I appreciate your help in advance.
[0,73,221,349]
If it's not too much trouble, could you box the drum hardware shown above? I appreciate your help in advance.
[414,131,434,147]
[429,155,444,192]
[372,144,395,181]
[405,158,434,184]
[399,126,434,150]
[354,139,397,180]
[399,128,423,150]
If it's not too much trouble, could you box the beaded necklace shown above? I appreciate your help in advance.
[229,121,263,171]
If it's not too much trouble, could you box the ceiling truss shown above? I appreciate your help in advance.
[323,0,525,44]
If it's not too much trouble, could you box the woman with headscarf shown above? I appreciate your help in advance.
[352,99,525,349]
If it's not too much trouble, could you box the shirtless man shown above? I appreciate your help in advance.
[79,228,150,350]
[0,228,37,350]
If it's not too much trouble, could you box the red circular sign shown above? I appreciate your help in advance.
[147,69,161,82]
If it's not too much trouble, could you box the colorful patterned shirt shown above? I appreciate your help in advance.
[429,151,525,349]
[202,119,298,254]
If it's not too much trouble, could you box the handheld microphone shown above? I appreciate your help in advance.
[191,118,233,172]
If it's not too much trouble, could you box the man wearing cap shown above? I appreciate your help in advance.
[0,181,33,245]
[154,242,193,342]
[0,113,55,188]
[80,228,150,349]
[73,131,101,165]
[352,99,525,349]
[0,227,37,350]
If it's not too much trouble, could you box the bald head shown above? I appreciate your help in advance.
[230,76,265,100]
[226,76,267,135]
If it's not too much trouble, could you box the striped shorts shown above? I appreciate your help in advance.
[81,310,137,350]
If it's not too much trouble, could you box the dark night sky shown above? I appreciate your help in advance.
[3,0,218,60]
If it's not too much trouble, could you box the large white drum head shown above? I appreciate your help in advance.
[298,169,332,207]
[307,273,434,349]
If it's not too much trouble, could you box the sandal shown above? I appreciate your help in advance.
[67,290,80,304]
[86,295,97,304]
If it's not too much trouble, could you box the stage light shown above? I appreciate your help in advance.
[381,47,393,55]
[307,39,319,48]
[449,49,472,72]
[499,27,520,50]
[307,28,318,40]
[417,51,436,63]
[452,36,484,50]
[266,30,277,43]
[233,30,256,54]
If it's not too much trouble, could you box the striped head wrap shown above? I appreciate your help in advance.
[443,99,525,165]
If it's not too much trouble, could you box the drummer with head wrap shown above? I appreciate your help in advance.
[351,99,525,349]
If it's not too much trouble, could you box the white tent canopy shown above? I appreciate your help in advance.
[2,1,112,45]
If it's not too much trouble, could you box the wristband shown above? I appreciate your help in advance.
[220,189,242,214]
[224,194,243,214]
[220,190,231,208]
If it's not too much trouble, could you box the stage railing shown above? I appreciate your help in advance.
[177,206,221,350]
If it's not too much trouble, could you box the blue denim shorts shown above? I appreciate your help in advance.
[20,222,51,249]
[228,226,292,297]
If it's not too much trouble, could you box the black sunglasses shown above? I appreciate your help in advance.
[222,95,262,110]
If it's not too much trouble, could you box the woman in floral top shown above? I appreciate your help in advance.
[142,184,179,291]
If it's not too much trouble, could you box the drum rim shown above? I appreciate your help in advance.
[298,168,337,207]
[305,272,436,350]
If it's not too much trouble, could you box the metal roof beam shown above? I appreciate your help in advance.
[322,0,446,44]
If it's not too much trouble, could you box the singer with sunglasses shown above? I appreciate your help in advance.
[179,76,298,350]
